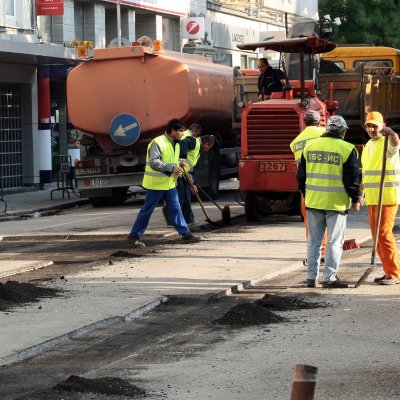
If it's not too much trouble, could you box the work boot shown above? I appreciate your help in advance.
[322,277,349,288]
[306,279,316,288]
[373,275,386,283]
[127,234,145,248]
[378,277,400,285]
[181,232,201,243]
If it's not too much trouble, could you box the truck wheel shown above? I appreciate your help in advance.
[206,148,220,199]
[244,191,261,222]
[89,197,109,207]
[109,187,129,206]
[89,187,128,207]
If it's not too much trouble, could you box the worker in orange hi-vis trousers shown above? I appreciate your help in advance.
[290,110,327,264]
[361,111,400,285]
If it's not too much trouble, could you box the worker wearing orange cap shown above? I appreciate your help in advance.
[290,110,327,265]
[361,111,400,285]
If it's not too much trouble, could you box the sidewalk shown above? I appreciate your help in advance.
[0,183,378,366]
[0,184,88,220]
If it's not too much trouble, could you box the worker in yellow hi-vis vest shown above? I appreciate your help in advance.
[297,115,363,289]
[290,110,327,265]
[362,111,400,285]
[127,119,201,247]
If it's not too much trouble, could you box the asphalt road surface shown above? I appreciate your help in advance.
[0,193,400,400]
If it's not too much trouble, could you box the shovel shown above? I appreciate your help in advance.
[182,169,222,227]
[195,184,231,225]
[355,135,389,288]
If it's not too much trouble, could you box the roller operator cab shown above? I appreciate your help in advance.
[236,37,336,222]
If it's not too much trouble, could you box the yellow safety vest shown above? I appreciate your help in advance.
[142,134,180,190]
[185,138,201,172]
[361,136,400,205]
[181,130,201,172]
[303,137,355,211]
[290,126,326,162]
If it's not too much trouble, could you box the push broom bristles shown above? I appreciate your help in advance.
[343,238,360,250]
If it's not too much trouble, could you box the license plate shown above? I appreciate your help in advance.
[90,178,103,187]
[259,161,286,172]
[75,167,101,176]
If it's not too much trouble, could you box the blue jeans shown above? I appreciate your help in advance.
[176,176,194,224]
[306,208,347,282]
[130,188,190,239]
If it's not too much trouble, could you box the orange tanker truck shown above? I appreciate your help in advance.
[67,43,240,206]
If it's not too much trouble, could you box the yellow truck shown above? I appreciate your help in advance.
[322,45,400,75]
[234,50,400,147]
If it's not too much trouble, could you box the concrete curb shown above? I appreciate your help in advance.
[0,232,168,242]
[0,296,167,367]
[0,199,89,222]
[209,234,374,300]
[0,261,54,279]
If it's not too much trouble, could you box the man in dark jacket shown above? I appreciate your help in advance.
[257,58,285,100]
[297,115,363,288]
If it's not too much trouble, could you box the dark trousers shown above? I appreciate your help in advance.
[176,176,194,224]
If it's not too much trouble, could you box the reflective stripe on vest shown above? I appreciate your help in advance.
[142,134,180,190]
[361,136,400,205]
[303,137,355,211]
[290,126,325,162]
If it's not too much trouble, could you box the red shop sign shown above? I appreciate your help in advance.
[37,0,64,16]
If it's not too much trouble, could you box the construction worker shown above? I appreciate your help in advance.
[177,134,216,224]
[257,58,286,100]
[187,123,202,138]
[361,111,400,285]
[127,119,201,247]
[290,110,327,264]
[297,115,363,288]
[161,124,207,225]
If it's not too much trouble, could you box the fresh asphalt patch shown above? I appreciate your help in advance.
[213,301,286,326]
[54,375,147,398]
[0,280,60,312]
[254,293,328,311]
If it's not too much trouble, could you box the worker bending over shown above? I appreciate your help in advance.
[177,133,216,225]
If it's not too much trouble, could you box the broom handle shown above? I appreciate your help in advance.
[371,135,389,263]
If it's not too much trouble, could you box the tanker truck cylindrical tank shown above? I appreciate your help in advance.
[67,48,235,149]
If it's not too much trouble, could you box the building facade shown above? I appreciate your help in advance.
[0,0,318,189]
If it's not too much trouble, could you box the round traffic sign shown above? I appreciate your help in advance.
[109,114,141,146]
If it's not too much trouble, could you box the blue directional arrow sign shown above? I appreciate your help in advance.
[109,113,141,146]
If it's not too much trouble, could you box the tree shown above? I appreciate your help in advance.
[318,0,400,48]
